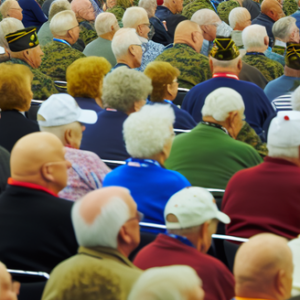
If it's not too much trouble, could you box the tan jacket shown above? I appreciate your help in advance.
[41,246,142,300]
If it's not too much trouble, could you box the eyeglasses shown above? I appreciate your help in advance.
[126,211,144,223]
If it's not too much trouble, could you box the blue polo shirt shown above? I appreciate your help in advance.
[103,158,191,224]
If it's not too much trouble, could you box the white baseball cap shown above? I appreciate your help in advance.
[37,94,97,127]
[268,111,300,148]
[164,187,230,229]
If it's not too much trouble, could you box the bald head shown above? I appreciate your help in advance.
[234,233,293,300]
[72,187,140,254]
[11,132,71,193]
[261,0,285,21]
[174,20,203,52]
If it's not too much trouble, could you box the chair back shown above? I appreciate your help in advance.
[173,88,189,107]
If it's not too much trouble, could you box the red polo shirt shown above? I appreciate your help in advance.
[134,234,235,300]
[222,156,300,239]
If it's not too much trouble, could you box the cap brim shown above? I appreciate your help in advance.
[77,109,98,124]
[216,211,231,224]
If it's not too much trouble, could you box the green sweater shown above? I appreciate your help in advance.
[165,123,263,190]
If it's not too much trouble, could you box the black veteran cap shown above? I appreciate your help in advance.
[210,36,240,60]
[5,27,39,52]
[285,42,300,70]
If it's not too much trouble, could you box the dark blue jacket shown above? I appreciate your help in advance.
[181,77,275,137]
[19,0,47,29]
[147,100,196,130]
[155,6,174,21]
[150,16,173,46]
[252,13,275,47]
[75,97,103,114]
[80,109,129,162]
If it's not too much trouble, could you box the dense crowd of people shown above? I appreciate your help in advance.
[0,0,300,299]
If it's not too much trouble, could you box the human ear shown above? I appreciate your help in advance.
[118,225,132,244]
[198,222,210,253]
[209,58,214,73]
[41,163,55,182]
[64,129,73,146]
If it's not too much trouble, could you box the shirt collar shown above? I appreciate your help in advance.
[7,178,58,197]
[213,72,239,80]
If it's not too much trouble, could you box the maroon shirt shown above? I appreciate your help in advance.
[222,156,300,239]
[134,234,235,300]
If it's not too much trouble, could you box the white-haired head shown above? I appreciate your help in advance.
[242,24,268,51]
[292,85,300,112]
[50,10,78,36]
[0,17,24,48]
[202,87,245,121]
[123,105,175,158]
[191,8,220,25]
[48,0,71,21]
[111,27,141,59]
[95,12,118,36]
[102,66,152,113]
[128,265,204,300]
[272,16,297,42]
[229,7,251,30]
[138,0,156,19]
[71,188,132,248]
[122,6,148,29]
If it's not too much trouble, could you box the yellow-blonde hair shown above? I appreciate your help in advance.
[144,61,180,102]
[67,56,111,99]
[0,63,33,111]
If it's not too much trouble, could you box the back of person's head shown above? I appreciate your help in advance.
[123,104,175,158]
[71,0,95,21]
[191,9,220,26]
[111,27,141,59]
[128,265,204,300]
[144,61,180,102]
[138,0,156,19]
[122,6,148,28]
[102,67,152,113]
[0,63,33,112]
[229,7,251,30]
[72,187,140,251]
[0,0,18,18]
[67,56,111,101]
[272,16,297,41]
[0,262,19,300]
[202,87,244,121]
[0,17,23,48]
[267,110,300,159]
[242,24,268,50]
[48,0,71,21]
[234,233,293,300]
[261,0,285,21]
[10,132,71,194]
[50,10,78,36]
[95,12,118,36]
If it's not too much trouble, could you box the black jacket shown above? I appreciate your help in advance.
[0,110,39,152]
[0,184,78,273]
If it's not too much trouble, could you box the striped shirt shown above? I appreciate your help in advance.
[271,94,293,112]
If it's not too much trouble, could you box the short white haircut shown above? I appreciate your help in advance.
[0,0,17,18]
[128,265,202,300]
[292,85,300,112]
[242,24,267,50]
[95,12,117,36]
[191,9,220,26]
[102,66,152,112]
[71,197,130,248]
[272,16,296,40]
[138,0,156,19]
[123,105,175,158]
[50,10,78,36]
[0,17,24,48]
[122,6,148,28]
[111,27,141,59]
[48,0,71,21]
[229,7,250,29]
[210,55,241,69]
[202,87,245,121]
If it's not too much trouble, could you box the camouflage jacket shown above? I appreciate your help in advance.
[40,41,86,81]
[0,12,2,22]
[154,43,212,89]
[79,21,98,46]
[283,0,298,16]
[242,53,284,82]
[272,45,285,56]
[237,122,268,157]
[107,5,125,22]
[217,0,240,24]
[182,0,214,20]
[5,58,57,100]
